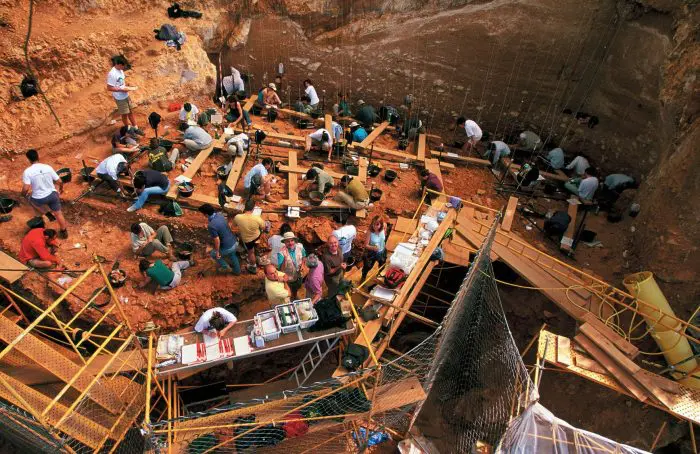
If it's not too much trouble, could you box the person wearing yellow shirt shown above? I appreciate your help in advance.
[233,198,266,274]
[263,260,291,306]
[335,175,371,210]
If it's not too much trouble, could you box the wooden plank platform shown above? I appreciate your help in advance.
[0,251,28,284]
[416,134,426,161]
[324,114,332,133]
[242,95,257,112]
[357,121,389,150]
[502,157,568,182]
[225,150,247,191]
[560,199,579,252]
[501,197,518,232]
[166,145,216,199]
[430,150,491,166]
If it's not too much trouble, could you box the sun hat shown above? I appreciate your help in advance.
[282,232,297,241]
[349,121,359,128]
[268,83,277,91]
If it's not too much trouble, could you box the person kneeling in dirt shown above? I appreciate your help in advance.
[199,203,241,274]
[95,153,132,197]
[243,158,276,203]
[420,169,443,205]
[178,121,212,152]
[302,166,334,196]
[19,227,65,270]
[138,257,193,292]
[130,222,176,259]
[335,175,370,210]
[305,128,333,161]
[226,132,250,157]
[111,126,139,154]
[128,170,171,212]
[179,102,199,125]
[194,307,237,337]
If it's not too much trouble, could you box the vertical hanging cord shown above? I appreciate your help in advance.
[24,0,61,127]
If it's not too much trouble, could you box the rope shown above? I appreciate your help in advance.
[23,0,61,126]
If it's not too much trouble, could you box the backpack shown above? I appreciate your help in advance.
[155,24,179,41]
[148,147,173,172]
[384,267,407,289]
[309,297,348,332]
[159,200,182,217]
[342,343,369,371]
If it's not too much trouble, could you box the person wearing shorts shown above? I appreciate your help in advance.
[106,55,143,134]
[21,149,68,238]
[233,198,266,274]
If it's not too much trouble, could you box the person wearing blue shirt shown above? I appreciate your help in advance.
[546,148,565,170]
[199,204,240,274]
[243,158,275,202]
[349,121,368,143]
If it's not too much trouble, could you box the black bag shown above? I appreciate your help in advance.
[309,297,348,332]
[148,147,173,172]
[159,200,183,217]
[20,76,39,98]
[342,343,369,371]
[155,24,179,41]
[267,109,278,123]
[148,112,162,131]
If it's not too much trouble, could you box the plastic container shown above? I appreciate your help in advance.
[293,298,319,330]
[275,303,300,334]
[254,310,281,341]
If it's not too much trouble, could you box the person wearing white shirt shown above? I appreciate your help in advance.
[95,153,131,195]
[179,103,199,123]
[485,141,511,166]
[333,224,357,260]
[566,155,590,176]
[304,79,320,108]
[457,116,483,153]
[564,167,599,201]
[21,149,68,238]
[305,128,333,161]
[268,223,293,262]
[222,66,245,96]
[106,55,142,134]
[194,307,237,336]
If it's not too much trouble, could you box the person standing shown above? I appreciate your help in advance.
[303,79,320,109]
[361,216,387,281]
[263,261,291,306]
[321,235,346,297]
[127,170,170,212]
[268,223,293,262]
[332,224,356,261]
[304,254,325,304]
[233,198,266,273]
[276,232,306,300]
[21,149,68,239]
[456,116,483,153]
[130,222,176,259]
[199,204,240,274]
[106,55,142,134]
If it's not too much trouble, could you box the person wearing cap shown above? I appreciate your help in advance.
[305,128,334,161]
[304,254,325,304]
[456,116,483,153]
[179,121,213,152]
[199,203,241,274]
[95,153,132,197]
[321,234,346,297]
[233,198,266,274]
[302,165,334,195]
[263,259,291,306]
[355,100,377,128]
[349,121,368,143]
[276,232,307,300]
[303,79,320,109]
[243,157,276,202]
[262,83,282,108]
[268,223,293,262]
[335,175,370,210]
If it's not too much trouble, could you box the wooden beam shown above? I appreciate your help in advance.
[166,144,216,199]
[581,313,639,358]
[357,121,389,150]
[430,151,491,167]
[225,150,247,192]
[501,197,518,232]
[416,134,426,161]
[242,95,257,112]
[0,251,28,284]
[288,151,299,205]
[278,165,345,180]
[324,114,332,133]
[278,108,312,120]
[358,157,368,184]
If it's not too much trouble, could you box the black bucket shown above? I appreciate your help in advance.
[178,182,195,198]
[57,168,72,183]
[0,198,15,214]
[177,242,194,260]
[80,167,96,183]
[108,269,127,288]
[384,169,397,182]
[367,165,381,178]
[370,188,383,202]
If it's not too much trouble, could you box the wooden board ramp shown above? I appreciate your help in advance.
[539,330,700,425]
[560,199,579,252]
[0,314,125,414]
[416,134,426,161]
[430,150,491,166]
[357,121,389,150]
[242,95,257,112]
[501,197,518,232]
[166,144,216,200]
[0,251,28,284]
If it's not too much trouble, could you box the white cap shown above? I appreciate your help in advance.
[357,99,365,105]
[268,83,277,91]
[349,121,359,128]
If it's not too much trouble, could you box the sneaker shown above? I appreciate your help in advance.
[130,127,145,136]
[45,212,56,222]
[58,229,68,239]
[126,205,138,212]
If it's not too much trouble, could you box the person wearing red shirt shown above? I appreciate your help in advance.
[420,169,443,205]
[19,228,62,269]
